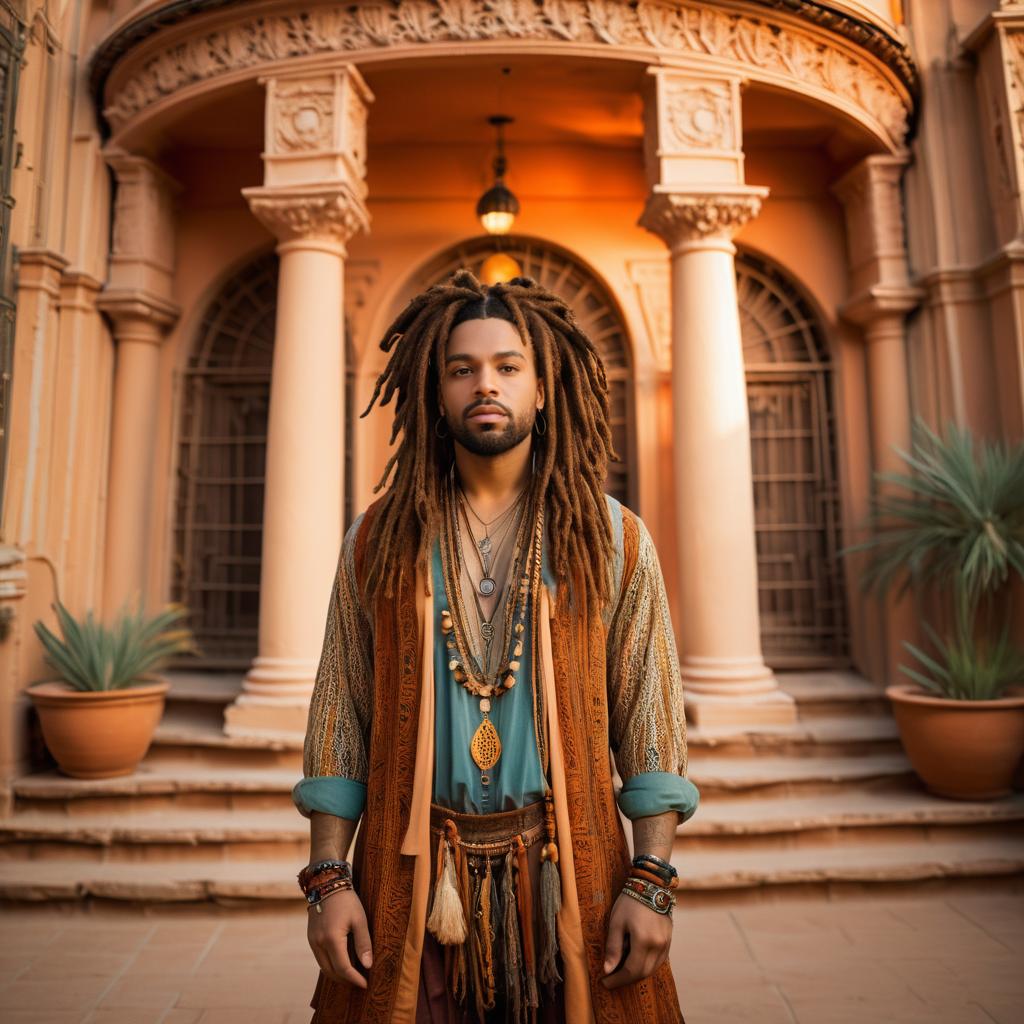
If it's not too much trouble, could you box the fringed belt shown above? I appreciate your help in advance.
[426,790,563,1024]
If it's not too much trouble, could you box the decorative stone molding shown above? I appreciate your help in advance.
[643,69,745,187]
[243,186,370,247]
[832,155,914,310]
[638,188,767,250]
[263,65,372,190]
[95,0,914,150]
[103,150,180,304]
[627,258,671,372]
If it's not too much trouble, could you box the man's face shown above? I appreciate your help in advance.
[440,317,545,457]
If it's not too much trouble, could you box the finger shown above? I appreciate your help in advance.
[352,910,374,969]
[603,917,625,975]
[329,929,368,989]
[602,945,644,990]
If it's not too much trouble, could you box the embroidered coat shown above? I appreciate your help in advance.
[306,497,691,1023]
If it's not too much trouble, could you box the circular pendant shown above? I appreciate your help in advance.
[479,577,497,597]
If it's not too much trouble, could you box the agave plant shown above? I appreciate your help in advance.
[842,416,1024,700]
[33,601,197,692]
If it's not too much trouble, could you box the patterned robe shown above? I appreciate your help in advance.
[304,496,694,1023]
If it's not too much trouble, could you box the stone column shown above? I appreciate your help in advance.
[833,156,923,684]
[639,68,792,727]
[96,153,180,617]
[225,64,372,739]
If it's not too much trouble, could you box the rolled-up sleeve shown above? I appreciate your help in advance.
[606,512,699,824]
[291,514,373,821]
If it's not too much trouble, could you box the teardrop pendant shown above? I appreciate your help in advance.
[470,716,502,771]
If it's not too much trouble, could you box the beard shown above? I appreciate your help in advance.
[448,401,536,456]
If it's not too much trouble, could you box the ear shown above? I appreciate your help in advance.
[536,377,545,411]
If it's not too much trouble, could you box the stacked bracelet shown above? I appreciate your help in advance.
[622,876,676,915]
[623,852,677,915]
[298,858,354,913]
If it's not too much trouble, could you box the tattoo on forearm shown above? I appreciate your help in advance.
[631,811,677,860]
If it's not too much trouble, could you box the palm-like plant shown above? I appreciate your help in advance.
[843,416,1024,700]
[34,601,197,692]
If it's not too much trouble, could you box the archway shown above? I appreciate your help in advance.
[172,252,356,667]
[403,236,635,507]
[737,251,849,667]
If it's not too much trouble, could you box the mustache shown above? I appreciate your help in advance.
[463,399,513,417]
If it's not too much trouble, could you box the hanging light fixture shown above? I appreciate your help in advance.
[477,114,519,235]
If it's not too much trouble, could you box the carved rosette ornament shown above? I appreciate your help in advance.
[244,187,369,248]
[639,189,767,250]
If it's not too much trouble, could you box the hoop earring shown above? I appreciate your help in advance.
[434,417,450,439]
[534,410,547,436]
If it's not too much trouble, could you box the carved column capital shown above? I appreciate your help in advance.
[243,186,369,251]
[639,188,768,251]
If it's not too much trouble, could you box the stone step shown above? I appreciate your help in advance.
[676,789,1024,850]
[777,671,891,719]
[12,764,301,815]
[1,835,1021,905]
[166,671,244,705]
[149,707,303,770]
[0,807,309,863]
[686,713,902,757]
[688,751,915,798]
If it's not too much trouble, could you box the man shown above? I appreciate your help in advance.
[293,270,699,1023]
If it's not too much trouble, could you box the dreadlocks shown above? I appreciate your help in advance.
[360,268,617,607]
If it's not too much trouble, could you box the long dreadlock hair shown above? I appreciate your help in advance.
[360,268,617,607]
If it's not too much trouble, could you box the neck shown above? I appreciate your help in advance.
[453,435,533,508]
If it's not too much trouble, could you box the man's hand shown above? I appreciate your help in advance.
[307,890,374,989]
[601,891,673,990]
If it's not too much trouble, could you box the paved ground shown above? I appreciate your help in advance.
[0,891,1021,1023]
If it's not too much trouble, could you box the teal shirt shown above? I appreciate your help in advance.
[293,497,700,825]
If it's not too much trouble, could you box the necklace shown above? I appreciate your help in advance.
[439,475,544,784]
[459,492,523,600]
[460,485,528,597]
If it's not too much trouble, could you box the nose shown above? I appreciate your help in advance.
[474,366,500,397]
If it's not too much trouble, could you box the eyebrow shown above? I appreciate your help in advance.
[445,350,527,365]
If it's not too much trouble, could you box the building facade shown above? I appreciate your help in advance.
[0,0,1021,787]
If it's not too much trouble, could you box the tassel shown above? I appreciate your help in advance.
[427,830,467,945]
[502,848,524,1024]
[479,856,496,1009]
[515,836,539,1019]
[468,868,485,1021]
[452,835,471,1003]
[539,790,562,988]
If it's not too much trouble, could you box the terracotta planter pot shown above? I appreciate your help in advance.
[886,684,1024,800]
[25,677,170,779]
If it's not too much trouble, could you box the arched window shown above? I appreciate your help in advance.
[405,236,635,506]
[738,251,849,666]
[172,252,355,666]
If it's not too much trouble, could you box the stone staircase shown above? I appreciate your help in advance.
[1,671,1022,906]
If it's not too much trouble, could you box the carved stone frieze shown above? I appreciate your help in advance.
[638,189,766,249]
[100,0,911,148]
[244,187,370,245]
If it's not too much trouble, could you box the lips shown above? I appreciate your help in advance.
[466,405,508,422]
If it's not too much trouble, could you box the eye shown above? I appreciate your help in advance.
[500,364,519,373]
[451,366,471,377]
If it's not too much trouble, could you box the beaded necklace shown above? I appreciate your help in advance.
[439,472,545,787]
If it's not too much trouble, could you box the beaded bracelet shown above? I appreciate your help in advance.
[622,876,676,916]
[307,878,354,914]
[633,853,677,881]
[298,858,352,895]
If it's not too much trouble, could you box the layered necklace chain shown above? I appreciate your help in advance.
[439,470,544,786]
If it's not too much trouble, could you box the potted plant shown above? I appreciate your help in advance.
[26,600,196,778]
[844,416,1024,799]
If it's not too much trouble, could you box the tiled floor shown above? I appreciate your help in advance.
[0,892,1021,1023]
